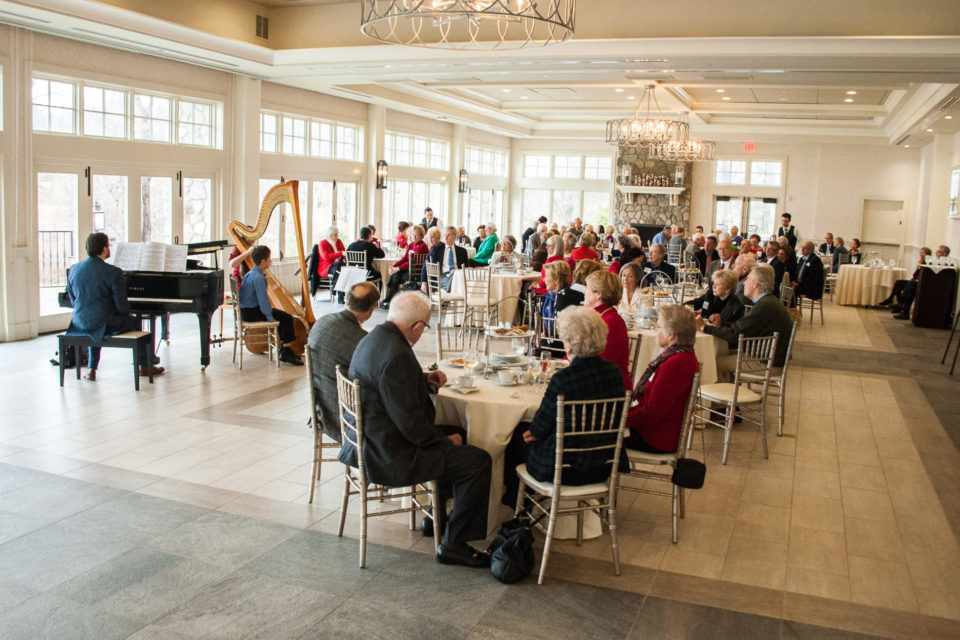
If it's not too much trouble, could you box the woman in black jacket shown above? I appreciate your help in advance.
[685,269,744,327]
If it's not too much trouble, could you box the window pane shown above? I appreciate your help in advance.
[258,179,280,251]
[92,175,128,243]
[522,189,550,220]
[311,121,332,157]
[312,182,334,242]
[715,160,747,185]
[750,161,782,186]
[336,183,358,239]
[524,155,551,178]
[37,172,79,315]
[584,156,612,180]
[179,100,213,147]
[260,113,277,152]
[33,78,76,134]
[134,94,171,142]
[552,190,580,225]
[583,192,610,228]
[183,178,212,245]
[554,155,581,179]
[747,198,778,238]
[714,197,744,233]
[140,176,172,243]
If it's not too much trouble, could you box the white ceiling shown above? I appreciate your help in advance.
[2,0,958,147]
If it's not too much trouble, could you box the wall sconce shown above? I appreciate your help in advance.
[458,169,469,193]
[376,160,388,189]
[673,165,685,187]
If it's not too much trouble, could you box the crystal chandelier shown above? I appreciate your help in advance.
[360,1,575,50]
[605,85,689,149]
[648,137,716,162]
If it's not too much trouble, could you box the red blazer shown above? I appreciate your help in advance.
[595,304,631,390]
[396,232,408,249]
[318,238,345,277]
[571,246,599,262]
[394,240,429,271]
[627,351,699,452]
[534,254,565,294]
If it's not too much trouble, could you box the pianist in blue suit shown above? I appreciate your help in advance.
[66,232,161,380]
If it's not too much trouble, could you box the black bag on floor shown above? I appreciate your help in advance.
[671,458,707,489]
[489,517,535,584]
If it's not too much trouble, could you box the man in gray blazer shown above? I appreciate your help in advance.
[705,238,736,280]
[307,281,380,441]
[698,263,793,368]
[339,293,493,568]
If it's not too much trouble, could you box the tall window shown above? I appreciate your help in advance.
[32,78,75,134]
[82,86,126,138]
[383,179,447,235]
[336,125,360,161]
[133,94,171,142]
[466,145,509,177]
[177,100,214,147]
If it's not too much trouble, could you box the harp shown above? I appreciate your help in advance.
[228,180,315,354]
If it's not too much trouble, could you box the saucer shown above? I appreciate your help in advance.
[452,386,479,394]
[494,379,520,387]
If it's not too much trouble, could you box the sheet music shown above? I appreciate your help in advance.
[164,244,189,272]
[111,242,141,271]
[139,242,168,272]
[334,266,368,292]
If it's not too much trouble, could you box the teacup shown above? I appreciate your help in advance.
[454,374,475,388]
[498,370,515,385]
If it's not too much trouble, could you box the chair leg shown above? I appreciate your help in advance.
[671,484,679,544]
[819,301,824,325]
[777,386,786,437]
[308,443,320,504]
[608,499,621,577]
[431,482,441,554]
[409,491,417,531]
[514,480,526,517]
[274,328,280,368]
[359,481,368,569]
[75,345,82,380]
[758,401,769,459]
[239,329,244,369]
[679,485,686,518]
[538,498,560,585]
[132,345,140,391]
[337,472,350,537]
[233,323,239,363]
[576,506,584,547]
[721,403,735,465]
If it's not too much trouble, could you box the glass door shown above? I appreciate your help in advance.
[37,170,85,318]
[713,196,778,239]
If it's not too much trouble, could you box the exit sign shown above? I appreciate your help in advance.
[744,142,756,152]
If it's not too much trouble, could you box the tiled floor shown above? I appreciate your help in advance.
[0,295,958,638]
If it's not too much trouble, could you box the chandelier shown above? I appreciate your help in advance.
[648,138,716,162]
[359,1,575,50]
[605,85,689,149]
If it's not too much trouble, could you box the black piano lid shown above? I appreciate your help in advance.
[185,240,229,255]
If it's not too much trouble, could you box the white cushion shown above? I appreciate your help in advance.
[627,449,677,465]
[699,383,762,404]
[515,464,610,498]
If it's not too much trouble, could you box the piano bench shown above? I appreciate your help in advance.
[58,331,155,391]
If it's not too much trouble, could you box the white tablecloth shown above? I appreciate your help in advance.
[449,270,540,324]
[835,265,906,306]
[629,328,723,385]
[372,257,397,287]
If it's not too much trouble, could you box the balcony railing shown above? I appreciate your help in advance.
[39,230,75,287]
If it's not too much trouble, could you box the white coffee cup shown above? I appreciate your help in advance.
[498,370,515,385]
[454,374,474,388]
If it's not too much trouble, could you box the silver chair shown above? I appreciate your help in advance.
[696,333,779,464]
[797,278,826,325]
[335,366,441,568]
[779,285,794,308]
[463,266,494,325]
[515,392,632,584]
[619,371,701,543]
[345,250,380,287]
[627,332,643,384]
[743,320,799,437]
[229,277,279,370]
[304,349,341,503]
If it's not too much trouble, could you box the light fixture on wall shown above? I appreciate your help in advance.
[458,169,469,193]
[605,85,689,149]
[359,0,575,50]
[376,160,389,189]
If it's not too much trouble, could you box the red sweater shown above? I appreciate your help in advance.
[396,231,408,249]
[627,351,699,452]
[571,246,599,262]
[534,255,564,294]
[393,240,429,271]
[595,304,631,390]
[317,238,345,277]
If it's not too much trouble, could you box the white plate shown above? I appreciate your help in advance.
[493,379,520,387]
[452,386,480,394]
[486,329,534,339]
[443,358,465,368]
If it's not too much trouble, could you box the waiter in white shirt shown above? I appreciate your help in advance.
[423,226,468,292]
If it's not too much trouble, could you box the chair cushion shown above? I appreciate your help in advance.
[626,449,677,465]
[110,331,151,339]
[243,321,280,328]
[515,464,610,498]
[699,383,762,404]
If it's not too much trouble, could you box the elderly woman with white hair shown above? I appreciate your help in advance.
[685,268,745,327]
[502,306,628,505]
[318,225,346,303]
[624,304,700,453]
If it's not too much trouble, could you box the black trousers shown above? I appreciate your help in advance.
[89,314,150,369]
[887,279,907,303]
[436,432,491,546]
[622,429,673,454]
[241,307,296,344]
[383,270,412,302]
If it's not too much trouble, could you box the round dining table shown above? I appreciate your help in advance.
[449,268,541,324]
[834,264,907,307]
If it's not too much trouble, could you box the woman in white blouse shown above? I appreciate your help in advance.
[618,262,644,316]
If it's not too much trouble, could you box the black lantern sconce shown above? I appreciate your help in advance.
[376,160,389,189]
[458,169,469,193]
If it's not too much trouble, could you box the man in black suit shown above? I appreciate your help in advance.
[645,243,677,283]
[522,215,547,253]
[345,226,385,286]
[422,226,468,291]
[778,212,798,249]
[341,293,492,568]
[759,240,785,296]
[819,233,835,256]
[421,207,439,229]
[473,224,487,251]
[66,232,162,381]
[695,235,720,275]
[792,241,825,300]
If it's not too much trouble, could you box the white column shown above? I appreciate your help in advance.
[507,138,523,236]
[449,124,466,227]
[366,104,385,229]
[0,28,37,341]
[225,75,261,229]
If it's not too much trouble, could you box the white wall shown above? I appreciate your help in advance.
[691,141,922,255]
[941,132,960,254]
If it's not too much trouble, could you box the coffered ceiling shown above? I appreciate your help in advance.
[2,0,959,147]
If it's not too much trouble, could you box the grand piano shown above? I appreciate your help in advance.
[61,240,227,370]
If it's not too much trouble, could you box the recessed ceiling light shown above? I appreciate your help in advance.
[722,96,731,101]
[926,128,934,132]
[627,96,635,100]
[715,89,725,93]
[844,98,854,103]
[521,96,528,100]
[615,88,624,92]
[502,89,511,93]
[946,115,953,119]
[779,97,788,102]
[846,90,857,95]
[904,145,910,148]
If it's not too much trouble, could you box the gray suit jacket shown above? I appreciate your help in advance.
[339,322,451,486]
[705,257,735,280]
[308,310,367,441]
[704,292,793,367]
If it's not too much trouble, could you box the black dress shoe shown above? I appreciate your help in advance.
[279,348,304,366]
[436,542,491,568]
[894,312,911,320]
[420,516,436,537]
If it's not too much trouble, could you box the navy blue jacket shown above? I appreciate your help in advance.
[66,256,130,343]
[421,242,468,282]
[526,356,628,485]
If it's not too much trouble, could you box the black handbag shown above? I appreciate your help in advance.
[488,517,535,584]
[672,458,707,489]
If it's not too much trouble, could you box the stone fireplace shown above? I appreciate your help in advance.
[613,148,691,231]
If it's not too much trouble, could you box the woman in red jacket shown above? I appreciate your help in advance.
[395,221,410,249]
[318,225,346,302]
[570,232,600,262]
[382,224,429,306]
[583,270,631,390]
[624,304,700,453]
[533,234,565,294]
